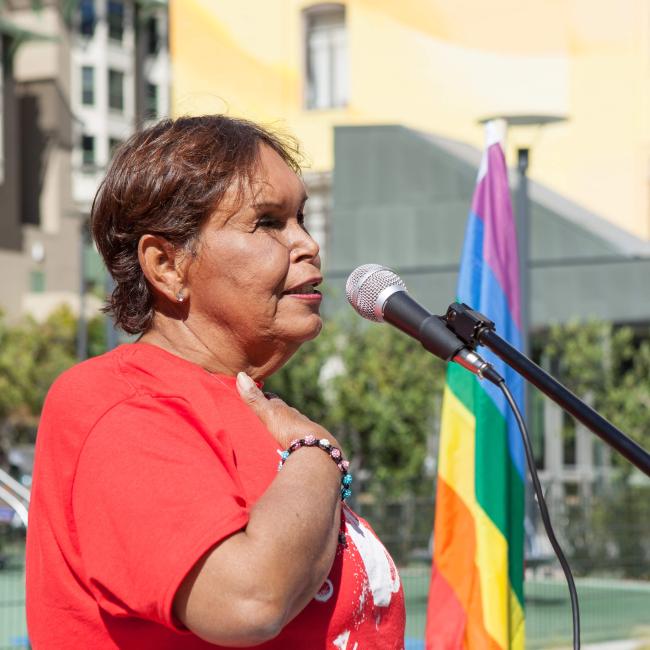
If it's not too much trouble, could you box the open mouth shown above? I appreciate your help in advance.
[283,278,323,296]
[284,284,321,295]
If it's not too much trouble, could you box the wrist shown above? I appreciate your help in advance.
[278,435,353,502]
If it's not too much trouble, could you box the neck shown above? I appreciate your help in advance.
[140,313,297,381]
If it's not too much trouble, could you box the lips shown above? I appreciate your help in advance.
[283,278,322,295]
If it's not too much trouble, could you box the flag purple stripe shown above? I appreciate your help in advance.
[471,144,522,330]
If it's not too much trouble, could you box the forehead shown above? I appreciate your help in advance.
[210,144,306,226]
[252,143,305,203]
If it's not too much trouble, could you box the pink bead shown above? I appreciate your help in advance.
[304,434,317,446]
[330,448,342,460]
[338,460,350,471]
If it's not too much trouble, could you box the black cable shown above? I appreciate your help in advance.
[497,379,581,650]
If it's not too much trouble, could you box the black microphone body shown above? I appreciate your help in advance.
[382,291,465,361]
[345,264,502,383]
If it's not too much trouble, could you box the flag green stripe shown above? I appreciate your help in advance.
[447,363,525,607]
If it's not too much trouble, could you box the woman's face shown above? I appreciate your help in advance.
[184,144,322,363]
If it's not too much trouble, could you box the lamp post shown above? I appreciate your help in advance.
[516,146,530,361]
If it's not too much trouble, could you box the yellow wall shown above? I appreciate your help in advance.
[170,0,650,240]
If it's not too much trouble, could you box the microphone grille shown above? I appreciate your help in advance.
[345,264,406,322]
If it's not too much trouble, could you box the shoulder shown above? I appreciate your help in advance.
[40,343,247,453]
[38,348,140,454]
[45,342,206,406]
[46,347,133,409]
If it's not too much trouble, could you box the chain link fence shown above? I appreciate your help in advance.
[355,483,650,648]
[0,526,27,650]
[1,485,648,648]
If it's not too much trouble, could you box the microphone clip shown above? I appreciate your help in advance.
[445,302,496,349]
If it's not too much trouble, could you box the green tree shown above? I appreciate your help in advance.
[542,320,650,469]
[539,320,650,577]
[0,306,107,448]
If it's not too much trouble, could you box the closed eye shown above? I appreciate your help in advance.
[255,214,284,230]
[255,211,308,232]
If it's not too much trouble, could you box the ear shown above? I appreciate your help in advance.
[138,234,188,304]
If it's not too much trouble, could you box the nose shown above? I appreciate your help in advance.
[289,222,320,264]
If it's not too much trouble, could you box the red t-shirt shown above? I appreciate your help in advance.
[26,343,405,649]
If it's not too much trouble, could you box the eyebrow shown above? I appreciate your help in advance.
[252,195,309,211]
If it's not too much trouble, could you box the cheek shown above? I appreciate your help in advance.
[216,237,290,296]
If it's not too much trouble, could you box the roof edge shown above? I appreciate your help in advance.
[414,128,650,258]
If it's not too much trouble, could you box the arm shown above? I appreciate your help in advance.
[173,374,344,647]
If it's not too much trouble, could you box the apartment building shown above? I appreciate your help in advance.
[0,0,169,321]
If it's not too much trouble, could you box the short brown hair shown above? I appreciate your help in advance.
[91,115,302,334]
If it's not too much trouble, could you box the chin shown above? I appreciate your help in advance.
[288,315,323,344]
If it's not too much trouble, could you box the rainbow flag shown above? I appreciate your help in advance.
[425,120,526,650]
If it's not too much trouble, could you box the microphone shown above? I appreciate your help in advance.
[345,264,501,383]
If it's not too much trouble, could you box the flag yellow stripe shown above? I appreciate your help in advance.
[438,387,520,648]
[437,386,475,505]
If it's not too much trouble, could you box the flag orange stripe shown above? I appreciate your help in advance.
[427,477,501,650]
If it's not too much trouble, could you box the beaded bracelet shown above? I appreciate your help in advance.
[278,434,353,501]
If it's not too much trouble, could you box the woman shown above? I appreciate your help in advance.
[25,115,405,649]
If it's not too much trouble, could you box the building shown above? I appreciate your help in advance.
[328,124,650,496]
[169,1,650,494]
[171,0,650,243]
[0,0,169,322]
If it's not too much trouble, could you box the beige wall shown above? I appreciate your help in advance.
[170,0,650,240]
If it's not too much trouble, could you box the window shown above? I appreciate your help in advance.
[304,4,348,110]
[81,66,94,105]
[79,0,95,37]
[108,0,125,42]
[147,16,159,55]
[108,69,124,112]
[30,270,45,293]
[145,82,158,119]
[82,135,95,168]
[109,137,123,159]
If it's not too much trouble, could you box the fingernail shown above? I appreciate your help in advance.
[236,371,255,393]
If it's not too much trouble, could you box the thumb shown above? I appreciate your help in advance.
[236,372,265,408]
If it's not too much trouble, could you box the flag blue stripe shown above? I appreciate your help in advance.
[456,211,526,480]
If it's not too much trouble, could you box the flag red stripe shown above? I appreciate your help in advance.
[426,477,502,650]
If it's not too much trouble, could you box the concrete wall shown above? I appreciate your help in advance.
[0,3,80,319]
[0,1,170,321]
[170,0,650,241]
[328,125,650,327]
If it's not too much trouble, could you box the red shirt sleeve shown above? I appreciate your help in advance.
[71,393,249,630]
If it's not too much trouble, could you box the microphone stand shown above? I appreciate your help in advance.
[444,302,650,477]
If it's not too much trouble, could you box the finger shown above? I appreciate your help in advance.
[236,372,266,407]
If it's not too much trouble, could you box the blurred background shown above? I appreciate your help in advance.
[0,1,649,647]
